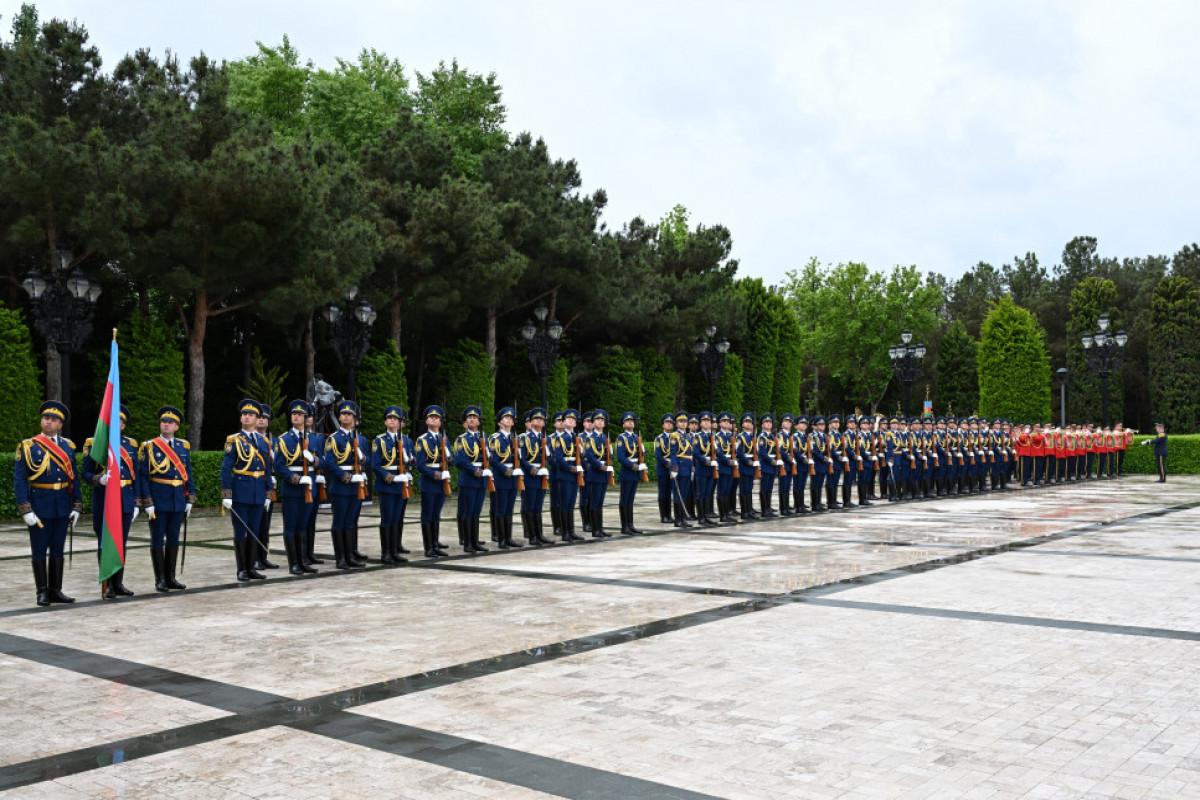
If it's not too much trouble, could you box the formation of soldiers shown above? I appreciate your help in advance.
[13,398,1162,608]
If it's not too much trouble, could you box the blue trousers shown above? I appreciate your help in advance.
[490,488,517,517]
[673,472,693,505]
[619,480,638,507]
[859,466,875,488]
[420,489,444,524]
[330,494,362,530]
[150,510,185,548]
[521,486,546,514]
[586,483,607,510]
[657,473,672,502]
[760,472,775,498]
[778,472,792,500]
[718,472,735,500]
[554,480,578,513]
[827,466,840,492]
[280,497,311,537]
[231,502,263,544]
[458,486,486,519]
[694,470,713,502]
[737,473,755,495]
[29,516,69,561]
[378,492,406,526]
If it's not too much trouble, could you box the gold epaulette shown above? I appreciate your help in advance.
[179,439,190,450]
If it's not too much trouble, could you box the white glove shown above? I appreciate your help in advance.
[69,510,80,526]
[441,471,452,480]
[605,465,614,473]
[316,475,326,485]
[1141,440,1150,446]
[405,454,414,464]
[357,447,365,460]
[222,498,233,510]
[776,460,785,467]
[398,473,411,483]
[23,512,40,527]
[183,503,191,518]
[576,465,584,472]
[298,476,312,486]
[264,499,271,510]
[350,473,367,484]
[482,469,493,478]
[753,461,760,468]
[843,457,851,464]
[670,471,679,479]
[871,455,878,461]
[303,449,315,462]
[536,468,549,477]
[99,473,110,486]
[638,463,648,471]
[131,507,140,523]
[513,469,524,476]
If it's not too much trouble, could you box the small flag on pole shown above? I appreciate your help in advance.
[92,331,124,585]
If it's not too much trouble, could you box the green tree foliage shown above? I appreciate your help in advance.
[1067,277,1122,424]
[935,320,979,417]
[356,341,409,438]
[736,278,780,415]
[587,346,643,420]
[1174,244,1200,285]
[0,302,43,451]
[637,347,677,431]
[978,296,1051,422]
[238,347,288,434]
[715,352,744,417]
[947,262,1004,337]
[500,351,568,414]
[1149,276,1200,433]
[415,59,507,178]
[771,307,803,414]
[92,312,186,443]
[436,338,494,441]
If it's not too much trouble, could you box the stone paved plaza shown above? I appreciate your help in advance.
[1,476,1199,799]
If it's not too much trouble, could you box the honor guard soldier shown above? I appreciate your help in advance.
[945,417,962,493]
[791,415,811,515]
[735,413,759,519]
[1117,423,1131,476]
[221,400,272,581]
[654,413,675,523]
[1016,424,1033,486]
[577,412,593,532]
[302,403,326,567]
[614,411,647,534]
[808,416,828,511]
[876,417,891,499]
[1031,424,1047,485]
[825,414,845,511]
[1142,423,1168,482]
[714,412,739,523]
[694,411,720,525]
[415,406,451,558]
[139,406,195,592]
[15,401,82,606]
[883,417,904,501]
[776,414,796,516]
[684,414,701,519]
[253,406,279,571]
[551,409,585,541]
[581,409,613,537]
[488,407,524,548]
[371,405,415,563]
[273,399,320,575]
[518,408,554,546]
[857,415,876,507]
[322,400,370,569]
[842,414,860,508]
[453,405,490,553]
[669,411,695,527]
[82,404,139,598]
[547,412,564,535]
[756,414,781,517]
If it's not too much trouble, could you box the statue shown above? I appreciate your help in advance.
[307,373,342,433]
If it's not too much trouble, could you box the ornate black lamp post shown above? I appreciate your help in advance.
[22,243,102,434]
[322,285,376,401]
[888,329,926,417]
[694,325,730,412]
[521,300,563,411]
[1080,312,1126,429]
[1055,367,1069,428]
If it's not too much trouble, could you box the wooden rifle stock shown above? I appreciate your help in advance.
[574,432,585,487]
[711,434,719,480]
[481,434,495,493]
[731,434,741,480]
[398,434,412,500]
[300,429,312,504]
[440,433,452,495]
[807,436,816,477]
[605,437,616,487]
[541,435,550,490]
[751,434,761,479]
[637,435,649,483]
[351,429,366,500]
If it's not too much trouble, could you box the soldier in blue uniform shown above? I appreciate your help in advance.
[756,414,780,518]
[684,414,701,520]
[577,412,594,533]
[735,412,759,519]
[488,406,524,548]
[857,415,876,507]
[302,403,326,567]
[932,417,949,496]
[15,401,82,606]
[414,406,451,558]
[693,411,719,525]
[654,413,675,523]
[808,416,828,512]
[791,415,811,515]
[370,405,414,564]
[273,399,320,575]
[714,411,739,523]
[139,406,195,592]
[825,414,845,511]
[518,409,553,545]
[1142,423,1169,482]
[221,400,272,581]
[321,400,370,569]
[776,414,795,516]
[82,404,139,598]
[551,409,585,542]
[452,405,489,553]
[252,406,279,571]
[876,417,890,499]
[884,417,904,502]
[842,414,860,508]
[547,412,564,536]
[669,411,695,527]
[581,409,613,537]
[614,411,647,534]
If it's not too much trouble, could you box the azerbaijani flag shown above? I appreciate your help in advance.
[91,333,124,585]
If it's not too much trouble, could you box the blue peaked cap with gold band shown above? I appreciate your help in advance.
[238,398,262,417]
[384,405,406,420]
[528,408,547,421]
[497,406,516,420]
[336,400,359,419]
[158,405,183,424]
[288,399,309,416]
[423,405,444,419]
[39,400,69,422]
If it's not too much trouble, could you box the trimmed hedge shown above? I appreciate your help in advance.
[1121,434,1200,475]
[0,303,44,453]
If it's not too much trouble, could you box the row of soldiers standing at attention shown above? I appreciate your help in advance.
[12,396,1168,606]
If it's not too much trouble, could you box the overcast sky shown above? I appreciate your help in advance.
[6,1,1197,284]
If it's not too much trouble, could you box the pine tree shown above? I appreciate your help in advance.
[935,320,978,417]
[356,342,409,438]
[978,296,1052,421]
[1149,276,1200,432]
[1067,277,1122,424]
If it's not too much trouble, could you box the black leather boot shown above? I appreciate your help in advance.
[304,522,321,565]
[472,518,488,552]
[421,523,437,558]
[761,491,778,518]
[244,539,266,579]
[348,527,367,565]
[811,485,825,512]
[779,491,792,516]
[674,501,692,528]
[459,518,474,553]
[536,514,555,545]
[333,529,351,570]
[380,525,396,564]
[151,547,170,591]
[842,479,852,509]
[659,497,673,524]
[165,545,187,589]
[236,537,252,581]
[284,536,304,575]
[256,526,278,570]
[111,567,135,596]
[33,559,50,607]
[395,519,411,555]
[504,516,522,548]
[629,504,646,534]
[581,505,592,533]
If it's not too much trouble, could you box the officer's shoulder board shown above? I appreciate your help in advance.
[84,437,94,450]
[126,438,139,448]
[225,433,238,453]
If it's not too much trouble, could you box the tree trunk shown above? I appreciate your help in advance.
[241,309,253,390]
[303,311,316,384]
[813,366,820,414]
[390,269,402,353]
[413,339,426,418]
[45,346,62,401]
[187,292,209,445]
[485,306,498,369]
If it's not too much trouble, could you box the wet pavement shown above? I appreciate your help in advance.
[1,476,1198,798]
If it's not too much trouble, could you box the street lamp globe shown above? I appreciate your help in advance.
[67,269,90,300]
[1081,334,1093,349]
[323,304,341,324]
[533,301,549,322]
[22,270,47,300]
[344,285,359,301]
[548,318,563,341]
[693,338,708,356]
[716,338,730,354]
[706,325,718,339]
[1115,330,1128,347]
[1097,313,1109,331]
[521,319,536,341]
[901,329,913,345]
[914,343,927,359]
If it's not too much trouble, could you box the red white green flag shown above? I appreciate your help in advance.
[91,334,124,585]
